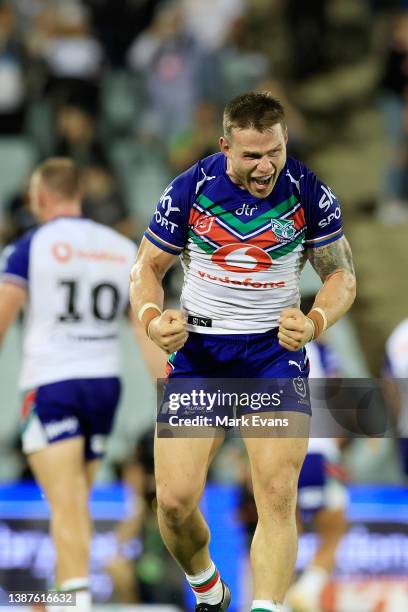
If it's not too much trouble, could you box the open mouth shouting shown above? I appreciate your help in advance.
[251,174,274,192]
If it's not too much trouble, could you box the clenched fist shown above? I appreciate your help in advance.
[278,308,314,352]
[148,309,189,354]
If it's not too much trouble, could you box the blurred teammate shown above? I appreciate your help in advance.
[105,428,184,606]
[130,92,356,612]
[0,158,158,612]
[286,340,348,612]
[383,318,408,478]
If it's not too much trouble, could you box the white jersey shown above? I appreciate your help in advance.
[1,217,136,390]
[384,319,408,435]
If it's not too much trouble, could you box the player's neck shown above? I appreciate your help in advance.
[45,203,81,222]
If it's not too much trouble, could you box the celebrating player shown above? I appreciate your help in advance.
[130,92,356,612]
[0,158,162,612]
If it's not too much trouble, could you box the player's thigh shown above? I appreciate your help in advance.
[154,429,224,508]
[28,437,88,507]
[243,412,309,499]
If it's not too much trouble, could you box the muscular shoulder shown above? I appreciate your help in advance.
[285,156,331,202]
[170,152,226,201]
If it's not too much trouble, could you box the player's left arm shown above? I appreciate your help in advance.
[0,283,27,345]
[306,234,356,325]
[278,236,356,351]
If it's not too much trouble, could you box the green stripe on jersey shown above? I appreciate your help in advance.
[188,230,216,253]
[196,194,298,234]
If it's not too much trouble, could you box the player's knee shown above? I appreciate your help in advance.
[47,477,89,517]
[156,487,198,526]
[256,470,299,519]
[317,509,347,538]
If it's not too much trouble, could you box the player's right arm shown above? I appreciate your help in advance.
[0,283,27,345]
[131,162,201,353]
[0,237,31,345]
[129,237,188,355]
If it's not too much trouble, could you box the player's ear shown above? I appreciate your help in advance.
[219,136,230,156]
[37,188,48,213]
[31,186,48,222]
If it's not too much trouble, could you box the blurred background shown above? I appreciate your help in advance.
[0,0,408,610]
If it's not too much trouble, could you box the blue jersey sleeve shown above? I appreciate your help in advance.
[144,163,201,255]
[301,165,343,248]
[317,343,341,376]
[0,231,34,288]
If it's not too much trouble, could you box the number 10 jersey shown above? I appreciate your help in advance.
[0,217,136,390]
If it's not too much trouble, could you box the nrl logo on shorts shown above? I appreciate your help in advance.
[194,215,215,235]
[271,218,296,242]
[293,376,307,399]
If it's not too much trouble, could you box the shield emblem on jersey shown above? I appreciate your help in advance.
[293,376,307,399]
[271,218,296,242]
[194,215,215,235]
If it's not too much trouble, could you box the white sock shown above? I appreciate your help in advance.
[295,565,329,596]
[186,561,224,605]
[60,578,91,612]
[251,600,288,611]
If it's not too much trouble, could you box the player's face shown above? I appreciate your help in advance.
[220,123,288,198]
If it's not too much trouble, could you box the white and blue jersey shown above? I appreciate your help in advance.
[145,153,343,334]
[1,217,136,390]
[1,217,136,458]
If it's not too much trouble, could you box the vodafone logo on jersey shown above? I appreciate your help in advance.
[51,242,127,264]
[51,241,73,263]
[211,243,272,273]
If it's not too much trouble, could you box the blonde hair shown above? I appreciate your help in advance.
[34,157,82,200]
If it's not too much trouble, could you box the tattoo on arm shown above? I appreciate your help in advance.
[307,236,355,280]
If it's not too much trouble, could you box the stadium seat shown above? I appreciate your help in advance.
[0,136,38,213]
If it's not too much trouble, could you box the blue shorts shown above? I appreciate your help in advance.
[21,378,121,460]
[159,330,311,425]
[399,438,408,476]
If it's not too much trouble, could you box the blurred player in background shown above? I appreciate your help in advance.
[286,331,349,612]
[383,318,408,479]
[130,91,356,612]
[105,427,185,606]
[0,158,164,612]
